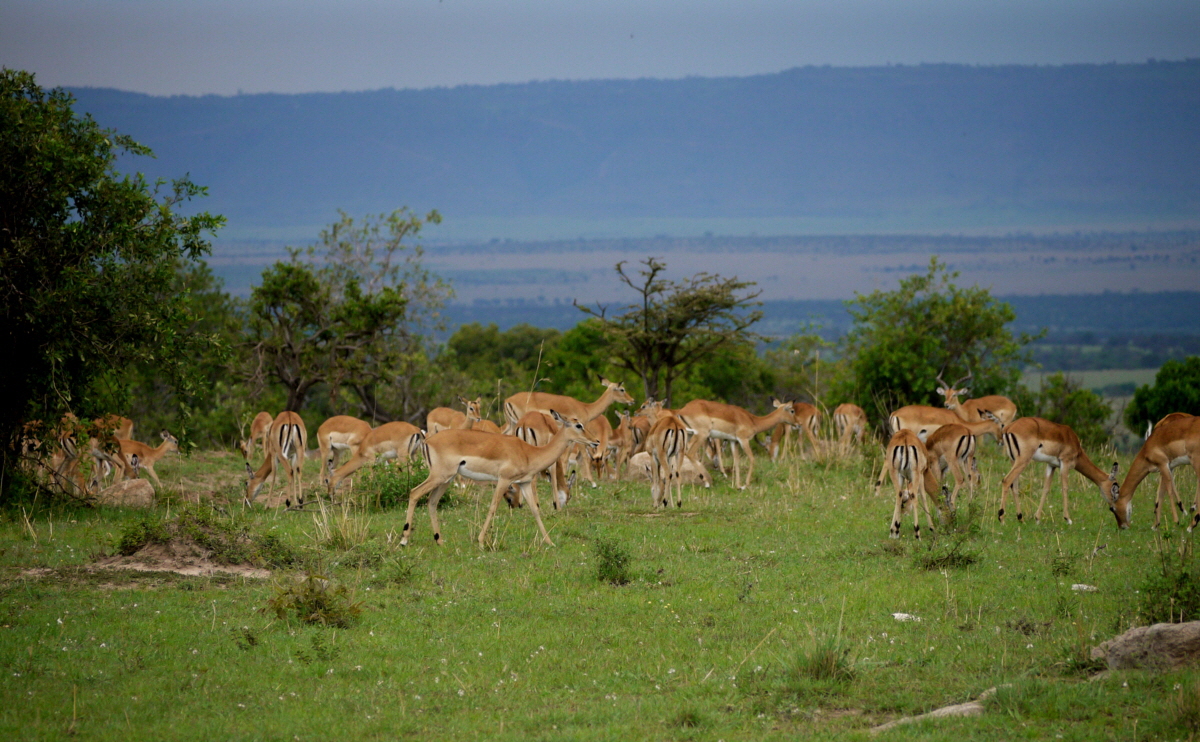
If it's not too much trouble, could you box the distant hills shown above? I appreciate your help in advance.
[68,61,1200,241]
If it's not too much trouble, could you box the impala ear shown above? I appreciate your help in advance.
[936,388,946,396]
[550,409,566,425]
[600,377,611,386]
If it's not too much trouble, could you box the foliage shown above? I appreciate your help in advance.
[114,505,298,568]
[264,574,362,628]
[0,70,224,489]
[444,322,561,404]
[761,331,837,406]
[671,340,775,409]
[1124,356,1200,433]
[1138,533,1200,624]
[576,257,762,404]
[357,460,431,510]
[1012,372,1114,449]
[242,209,448,417]
[836,257,1037,424]
[594,536,632,585]
[914,534,980,571]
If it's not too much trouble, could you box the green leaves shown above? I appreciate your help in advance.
[1124,357,1200,433]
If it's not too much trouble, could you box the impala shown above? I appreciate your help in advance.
[1112,413,1199,531]
[936,371,1018,426]
[627,451,710,487]
[768,402,822,460]
[426,397,484,435]
[503,378,633,431]
[246,411,307,507]
[833,403,868,449]
[316,415,374,486]
[919,423,976,509]
[117,430,179,492]
[876,429,935,539]
[238,411,274,466]
[327,421,424,495]
[996,417,1119,525]
[643,401,690,508]
[610,410,640,478]
[889,404,967,440]
[677,398,796,490]
[401,410,597,548]
[86,414,136,490]
[513,411,573,509]
[575,414,614,487]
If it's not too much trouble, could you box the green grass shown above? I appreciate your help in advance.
[1,446,1197,740]
[1021,368,1159,394]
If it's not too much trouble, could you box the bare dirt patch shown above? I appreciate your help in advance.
[94,536,270,578]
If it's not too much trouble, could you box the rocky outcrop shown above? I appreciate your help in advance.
[1091,621,1200,671]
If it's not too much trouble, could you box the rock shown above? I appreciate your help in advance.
[1091,621,1200,671]
[96,479,155,508]
[870,686,1002,734]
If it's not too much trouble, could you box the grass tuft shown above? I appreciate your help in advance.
[1139,532,1200,624]
[594,536,631,585]
[914,534,979,571]
[264,573,362,628]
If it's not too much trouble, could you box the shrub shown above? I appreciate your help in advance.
[914,534,979,571]
[264,574,362,628]
[114,505,299,567]
[1011,372,1113,449]
[358,460,431,510]
[594,536,631,585]
[1124,357,1200,433]
[1138,534,1200,624]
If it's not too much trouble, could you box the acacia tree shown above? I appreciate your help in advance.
[0,70,223,487]
[836,257,1038,423]
[576,257,762,404]
[243,209,450,418]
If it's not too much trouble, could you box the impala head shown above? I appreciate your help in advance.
[936,369,973,410]
[1106,461,1132,529]
[601,378,635,405]
[773,399,797,423]
[460,396,483,423]
[160,430,179,453]
[550,410,599,450]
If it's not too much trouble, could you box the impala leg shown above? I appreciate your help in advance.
[426,481,452,545]
[912,485,923,540]
[998,457,1029,523]
[401,475,444,546]
[1189,460,1200,532]
[478,478,515,548]
[889,470,905,538]
[521,481,555,547]
[1058,464,1072,525]
[739,438,755,489]
[1033,463,1053,523]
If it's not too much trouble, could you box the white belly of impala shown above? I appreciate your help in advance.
[457,464,498,482]
[710,430,739,442]
[1170,455,1191,469]
[1032,450,1062,467]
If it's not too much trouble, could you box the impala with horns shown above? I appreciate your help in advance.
[327,421,424,496]
[936,369,1018,426]
[1112,413,1200,531]
[876,429,937,539]
[246,411,307,507]
[995,416,1119,525]
[503,378,634,432]
[401,410,597,548]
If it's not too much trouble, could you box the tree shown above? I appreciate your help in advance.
[836,257,1038,423]
[242,209,448,418]
[576,257,762,404]
[1124,357,1200,434]
[0,70,223,483]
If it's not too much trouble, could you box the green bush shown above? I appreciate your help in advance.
[594,536,632,585]
[358,460,431,510]
[1139,535,1200,624]
[1012,372,1113,449]
[114,505,299,567]
[264,574,362,628]
[1125,356,1200,433]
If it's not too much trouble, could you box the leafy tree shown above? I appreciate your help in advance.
[762,331,837,407]
[243,209,448,418]
[1012,373,1113,449]
[836,257,1038,423]
[576,257,762,404]
[672,340,775,409]
[1124,357,1200,434]
[0,69,223,482]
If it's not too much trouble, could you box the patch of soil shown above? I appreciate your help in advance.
[93,536,270,579]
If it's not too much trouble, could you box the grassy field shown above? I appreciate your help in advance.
[1,442,1198,741]
[1021,369,1160,394]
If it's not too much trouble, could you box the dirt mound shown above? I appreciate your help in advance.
[94,536,270,578]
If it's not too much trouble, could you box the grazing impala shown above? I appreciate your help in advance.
[503,378,634,431]
[936,371,1018,426]
[876,429,935,539]
[1112,413,1200,531]
[919,423,977,509]
[246,411,307,507]
[238,411,274,468]
[768,402,821,460]
[327,421,424,496]
[316,415,373,486]
[677,399,796,490]
[996,417,1120,525]
[401,410,597,548]
[833,403,868,450]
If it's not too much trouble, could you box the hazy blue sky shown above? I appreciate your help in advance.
[4,0,1199,95]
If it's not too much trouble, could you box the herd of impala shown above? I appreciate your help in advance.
[19,370,1200,546]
